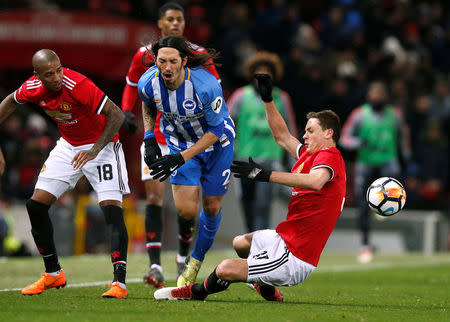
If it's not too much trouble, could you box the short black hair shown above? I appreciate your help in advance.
[306,110,341,143]
[158,2,184,19]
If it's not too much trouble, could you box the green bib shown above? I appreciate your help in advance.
[234,85,285,160]
[357,104,397,165]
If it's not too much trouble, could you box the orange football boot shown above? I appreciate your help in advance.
[101,282,128,299]
[21,270,66,295]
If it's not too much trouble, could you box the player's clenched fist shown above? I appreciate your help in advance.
[254,73,273,102]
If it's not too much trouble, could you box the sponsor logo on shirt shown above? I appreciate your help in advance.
[162,111,204,122]
[45,110,72,120]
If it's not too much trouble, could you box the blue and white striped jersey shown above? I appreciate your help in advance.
[138,66,235,151]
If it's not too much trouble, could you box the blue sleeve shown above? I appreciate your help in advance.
[202,79,228,128]
[137,67,156,107]
[208,122,224,138]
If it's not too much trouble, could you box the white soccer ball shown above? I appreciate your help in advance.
[366,177,406,216]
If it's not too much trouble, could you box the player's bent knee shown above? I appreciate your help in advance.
[177,209,198,220]
[216,259,247,281]
[216,259,233,279]
[146,193,164,206]
[202,206,221,217]
[233,235,251,258]
[99,200,122,208]
[232,235,244,249]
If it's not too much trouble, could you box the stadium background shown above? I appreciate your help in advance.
[0,0,448,256]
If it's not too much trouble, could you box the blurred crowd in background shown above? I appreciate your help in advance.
[0,0,448,211]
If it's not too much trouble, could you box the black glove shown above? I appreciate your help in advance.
[230,157,272,182]
[144,137,162,167]
[149,153,185,182]
[254,73,273,102]
[123,110,138,133]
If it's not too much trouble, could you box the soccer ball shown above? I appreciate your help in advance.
[366,177,406,216]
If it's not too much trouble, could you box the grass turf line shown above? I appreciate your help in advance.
[0,251,448,321]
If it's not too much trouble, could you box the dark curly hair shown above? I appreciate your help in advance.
[243,51,284,82]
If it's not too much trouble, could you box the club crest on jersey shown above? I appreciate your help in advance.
[296,162,304,173]
[182,98,196,111]
[60,101,72,111]
[212,97,222,114]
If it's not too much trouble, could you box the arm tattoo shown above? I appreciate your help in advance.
[142,103,157,132]
[92,99,125,154]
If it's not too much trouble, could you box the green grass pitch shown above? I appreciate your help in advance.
[0,251,448,321]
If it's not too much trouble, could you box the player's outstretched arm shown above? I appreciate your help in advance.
[0,93,20,124]
[231,158,331,190]
[71,99,124,170]
[254,74,300,158]
[270,167,331,191]
[0,93,19,175]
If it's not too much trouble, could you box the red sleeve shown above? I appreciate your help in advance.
[122,48,153,112]
[14,78,37,104]
[311,150,338,181]
[204,61,220,80]
[127,48,153,85]
[74,78,107,114]
[121,83,139,112]
[192,45,220,80]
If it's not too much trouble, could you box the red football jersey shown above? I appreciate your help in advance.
[276,145,346,266]
[14,68,118,146]
[122,43,220,144]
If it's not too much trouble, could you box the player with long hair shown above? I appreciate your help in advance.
[138,35,233,288]
[120,2,220,287]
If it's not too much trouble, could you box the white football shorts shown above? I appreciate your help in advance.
[35,138,130,202]
[140,141,169,181]
[246,229,316,287]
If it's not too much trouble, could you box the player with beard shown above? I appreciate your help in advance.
[138,35,234,288]
[121,2,220,288]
